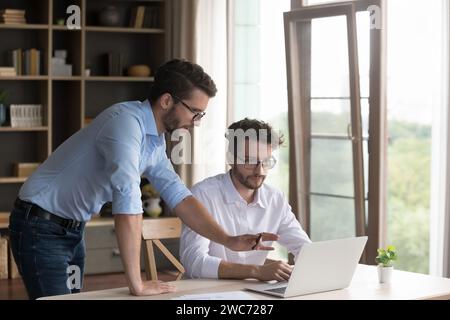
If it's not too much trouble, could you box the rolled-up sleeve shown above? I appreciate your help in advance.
[96,113,143,215]
[143,150,191,210]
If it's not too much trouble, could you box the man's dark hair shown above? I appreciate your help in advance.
[225,118,284,158]
[149,59,217,103]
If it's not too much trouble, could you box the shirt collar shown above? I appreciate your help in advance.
[223,170,267,209]
[142,99,160,136]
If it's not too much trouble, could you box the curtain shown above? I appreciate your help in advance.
[168,0,228,188]
[168,0,199,187]
[429,0,450,278]
[191,0,228,184]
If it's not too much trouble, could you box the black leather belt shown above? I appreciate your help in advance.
[14,198,82,229]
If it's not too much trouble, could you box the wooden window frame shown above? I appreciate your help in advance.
[285,0,387,264]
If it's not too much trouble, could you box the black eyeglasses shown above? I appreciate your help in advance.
[172,94,206,122]
[236,155,277,170]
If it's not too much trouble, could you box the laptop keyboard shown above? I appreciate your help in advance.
[266,286,287,294]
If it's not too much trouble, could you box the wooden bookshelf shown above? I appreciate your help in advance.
[51,25,81,31]
[0,24,48,30]
[52,76,83,81]
[85,26,164,34]
[85,76,155,82]
[0,76,49,80]
[0,177,27,184]
[0,0,171,214]
[0,126,48,132]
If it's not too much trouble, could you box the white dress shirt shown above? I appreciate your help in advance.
[180,171,311,279]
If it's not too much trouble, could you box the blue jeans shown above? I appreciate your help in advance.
[8,205,86,300]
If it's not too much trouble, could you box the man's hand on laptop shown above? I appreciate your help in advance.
[255,261,293,282]
[226,232,279,251]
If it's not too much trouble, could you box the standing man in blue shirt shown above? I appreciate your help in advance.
[8,59,277,299]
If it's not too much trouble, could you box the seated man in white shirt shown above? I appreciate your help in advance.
[180,118,311,281]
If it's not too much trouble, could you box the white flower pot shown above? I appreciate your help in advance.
[377,265,393,284]
[143,197,162,218]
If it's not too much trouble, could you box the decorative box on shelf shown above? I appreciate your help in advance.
[51,50,72,77]
[10,104,43,128]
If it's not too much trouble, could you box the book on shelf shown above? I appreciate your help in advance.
[0,9,26,25]
[6,48,40,75]
[144,6,159,28]
[0,9,26,15]
[0,67,16,76]
[129,6,159,28]
[29,48,40,75]
[6,49,22,75]
[104,52,124,76]
[10,104,43,128]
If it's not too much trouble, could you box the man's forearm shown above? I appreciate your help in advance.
[174,196,229,246]
[218,261,258,280]
[114,214,143,294]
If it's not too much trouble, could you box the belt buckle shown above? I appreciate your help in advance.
[68,220,76,229]
[68,219,80,229]
[63,219,73,229]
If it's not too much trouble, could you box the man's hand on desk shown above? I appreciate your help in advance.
[225,232,279,251]
[130,280,176,296]
[255,261,293,282]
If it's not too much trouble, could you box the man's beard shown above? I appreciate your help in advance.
[162,108,180,134]
[232,167,266,190]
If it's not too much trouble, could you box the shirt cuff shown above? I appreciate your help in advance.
[162,187,192,210]
[112,192,143,214]
[200,256,222,279]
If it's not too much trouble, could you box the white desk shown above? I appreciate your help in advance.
[41,265,450,300]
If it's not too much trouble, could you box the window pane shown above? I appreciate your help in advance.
[311,16,350,97]
[310,195,356,241]
[310,139,354,197]
[234,26,260,83]
[234,0,260,25]
[233,84,260,119]
[311,99,351,135]
[357,11,371,98]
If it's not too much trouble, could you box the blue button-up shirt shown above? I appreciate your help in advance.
[19,100,192,222]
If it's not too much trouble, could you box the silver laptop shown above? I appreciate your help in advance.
[245,236,368,298]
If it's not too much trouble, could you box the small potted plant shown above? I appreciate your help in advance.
[375,245,397,284]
